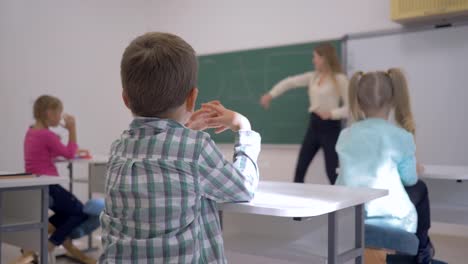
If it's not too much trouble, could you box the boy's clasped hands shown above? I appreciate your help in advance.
[186,100,251,133]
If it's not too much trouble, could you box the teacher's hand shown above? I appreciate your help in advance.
[260,94,273,109]
[315,111,332,120]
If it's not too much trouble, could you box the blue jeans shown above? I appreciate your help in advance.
[48,185,88,245]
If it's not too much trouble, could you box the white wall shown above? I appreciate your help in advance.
[148,0,400,55]
[0,0,401,183]
[0,0,148,171]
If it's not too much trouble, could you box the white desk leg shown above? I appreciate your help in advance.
[40,186,49,264]
[0,190,3,264]
[328,211,338,264]
[355,204,364,264]
[329,205,365,264]
[88,164,93,250]
[67,162,73,193]
[88,164,92,202]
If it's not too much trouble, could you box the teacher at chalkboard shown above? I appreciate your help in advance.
[259,43,349,184]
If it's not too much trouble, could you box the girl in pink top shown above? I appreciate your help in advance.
[24,97,78,176]
[23,95,94,264]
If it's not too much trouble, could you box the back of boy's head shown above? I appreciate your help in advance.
[33,95,62,125]
[120,32,198,117]
[348,68,415,134]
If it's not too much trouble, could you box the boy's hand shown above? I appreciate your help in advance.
[201,102,251,134]
[186,108,216,131]
[63,114,76,130]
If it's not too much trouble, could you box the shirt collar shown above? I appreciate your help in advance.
[129,116,185,131]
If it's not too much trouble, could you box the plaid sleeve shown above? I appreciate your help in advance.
[197,130,261,203]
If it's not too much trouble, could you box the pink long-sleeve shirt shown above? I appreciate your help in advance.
[24,128,78,176]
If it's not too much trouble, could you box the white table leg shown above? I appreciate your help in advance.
[40,186,49,264]
[328,211,338,264]
[355,204,364,264]
[0,190,3,264]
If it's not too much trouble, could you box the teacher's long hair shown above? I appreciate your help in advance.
[314,43,342,74]
[314,43,343,99]
[348,68,416,135]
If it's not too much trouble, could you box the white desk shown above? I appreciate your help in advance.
[220,181,387,264]
[0,175,68,264]
[422,165,468,181]
[56,155,108,194]
[421,165,468,226]
[86,156,108,198]
[58,155,108,197]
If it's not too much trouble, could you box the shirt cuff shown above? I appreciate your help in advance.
[68,142,79,152]
[268,90,279,98]
[235,130,261,145]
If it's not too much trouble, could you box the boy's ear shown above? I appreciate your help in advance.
[122,90,131,109]
[186,87,199,112]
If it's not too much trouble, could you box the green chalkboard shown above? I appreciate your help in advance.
[196,40,342,144]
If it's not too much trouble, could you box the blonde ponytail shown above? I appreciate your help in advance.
[348,71,364,122]
[388,68,416,135]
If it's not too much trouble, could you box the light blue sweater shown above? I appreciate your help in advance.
[335,118,418,233]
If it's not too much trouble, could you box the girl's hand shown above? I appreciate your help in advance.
[201,102,251,134]
[63,114,76,130]
[76,149,91,159]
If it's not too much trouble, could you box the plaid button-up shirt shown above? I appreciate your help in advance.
[99,117,261,263]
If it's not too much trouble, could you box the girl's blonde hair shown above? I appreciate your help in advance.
[348,68,415,134]
[314,43,343,99]
[33,95,63,126]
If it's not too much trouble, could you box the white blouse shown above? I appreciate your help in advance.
[268,71,349,120]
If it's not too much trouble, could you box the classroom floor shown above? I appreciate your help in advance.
[1,232,467,263]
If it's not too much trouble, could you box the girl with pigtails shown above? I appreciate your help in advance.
[335,69,434,264]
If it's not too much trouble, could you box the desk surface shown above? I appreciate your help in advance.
[220,181,387,218]
[0,175,69,189]
[422,165,468,180]
[55,154,109,165]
